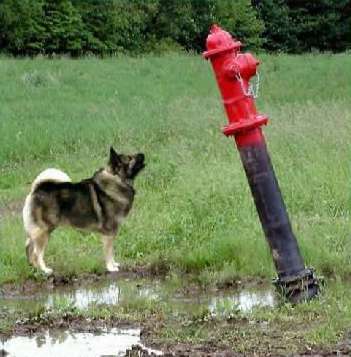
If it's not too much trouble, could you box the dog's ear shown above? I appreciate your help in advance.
[127,152,145,179]
[136,153,145,162]
[109,146,121,168]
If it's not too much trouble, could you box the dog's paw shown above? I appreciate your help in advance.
[42,267,53,275]
[107,262,120,273]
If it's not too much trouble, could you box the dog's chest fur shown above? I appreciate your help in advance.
[91,169,135,233]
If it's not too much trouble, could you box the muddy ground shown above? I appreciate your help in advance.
[2,316,351,356]
[3,201,342,356]
[1,272,350,356]
[0,268,258,298]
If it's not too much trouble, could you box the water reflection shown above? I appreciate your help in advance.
[2,328,141,357]
[209,289,275,314]
[47,282,122,309]
[1,328,163,357]
[0,278,276,315]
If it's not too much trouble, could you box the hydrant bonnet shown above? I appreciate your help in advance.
[203,25,241,59]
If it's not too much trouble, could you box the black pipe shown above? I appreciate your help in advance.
[238,141,319,303]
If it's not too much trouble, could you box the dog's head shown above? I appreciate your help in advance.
[108,147,145,181]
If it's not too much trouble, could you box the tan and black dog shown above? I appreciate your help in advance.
[23,147,145,274]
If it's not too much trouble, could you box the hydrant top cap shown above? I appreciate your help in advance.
[203,24,241,59]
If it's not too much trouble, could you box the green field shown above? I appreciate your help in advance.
[0,53,349,284]
[0,53,350,354]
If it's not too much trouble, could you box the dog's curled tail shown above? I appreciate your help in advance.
[30,168,72,192]
[23,168,72,244]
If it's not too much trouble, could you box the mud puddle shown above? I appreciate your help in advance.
[209,288,275,314]
[0,328,162,357]
[0,278,161,312]
[0,278,276,356]
[0,277,276,315]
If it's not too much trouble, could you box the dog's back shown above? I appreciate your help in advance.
[32,179,101,230]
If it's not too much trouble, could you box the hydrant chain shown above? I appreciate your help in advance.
[250,72,260,99]
[235,71,260,99]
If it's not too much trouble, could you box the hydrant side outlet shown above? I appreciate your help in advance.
[204,25,319,303]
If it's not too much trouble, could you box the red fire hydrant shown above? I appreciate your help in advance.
[204,25,268,143]
[204,25,319,303]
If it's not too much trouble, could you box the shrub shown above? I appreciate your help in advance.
[214,0,264,50]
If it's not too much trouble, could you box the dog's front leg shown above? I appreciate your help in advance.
[101,235,120,272]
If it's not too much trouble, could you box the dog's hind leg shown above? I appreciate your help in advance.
[25,237,35,265]
[29,228,53,275]
[101,235,119,272]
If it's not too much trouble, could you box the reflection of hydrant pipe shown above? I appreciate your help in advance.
[204,25,319,303]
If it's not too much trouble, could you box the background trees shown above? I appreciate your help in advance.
[0,0,349,55]
[256,0,351,53]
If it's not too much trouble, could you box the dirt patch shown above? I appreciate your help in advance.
[136,320,351,357]
[139,309,351,357]
[126,343,239,356]
[140,330,351,357]
[0,199,23,220]
[2,319,351,357]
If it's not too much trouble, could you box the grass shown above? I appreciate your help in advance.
[0,53,350,286]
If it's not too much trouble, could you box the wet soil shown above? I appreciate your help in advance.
[0,275,277,356]
[2,319,350,357]
[1,275,350,356]
[1,273,276,312]
[126,343,239,356]
[140,318,351,357]
[0,268,176,300]
[0,269,265,299]
[0,278,351,357]
[1,326,164,357]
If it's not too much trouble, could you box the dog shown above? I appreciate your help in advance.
[22,147,145,275]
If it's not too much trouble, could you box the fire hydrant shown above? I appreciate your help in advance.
[204,25,319,303]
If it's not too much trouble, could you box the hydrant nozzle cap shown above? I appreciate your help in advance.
[203,24,241,59]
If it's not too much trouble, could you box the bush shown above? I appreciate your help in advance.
[74,0,159,54]
[42,0,88,55]
[256,0,351,53]
[0,0,45,54]
[0,0,263,55]
[1,0,350,55]
[153,0,263,52]
[152,0,213,52]
[214,0,264,50]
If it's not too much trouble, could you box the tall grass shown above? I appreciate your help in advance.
[0,53,350,284]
